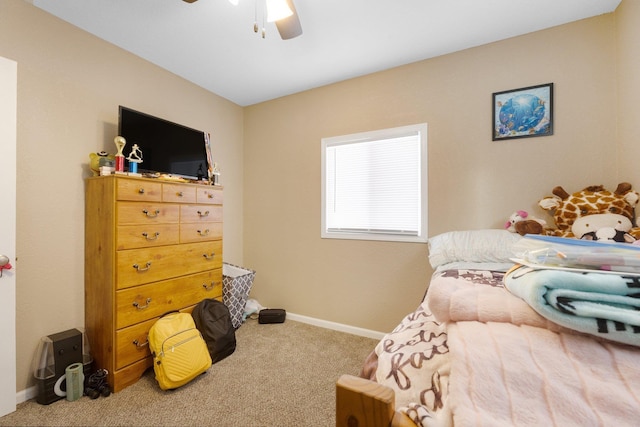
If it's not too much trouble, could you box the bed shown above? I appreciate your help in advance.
[336,229,640,426]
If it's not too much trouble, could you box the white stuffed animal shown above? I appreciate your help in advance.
[505,210,547,235]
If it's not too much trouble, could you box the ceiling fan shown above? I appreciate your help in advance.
[182,0,303,40]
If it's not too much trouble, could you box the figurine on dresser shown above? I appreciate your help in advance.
[127,144,143,175]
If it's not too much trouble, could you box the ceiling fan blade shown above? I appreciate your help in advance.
[182,0,198,3]
[275,0,302,40]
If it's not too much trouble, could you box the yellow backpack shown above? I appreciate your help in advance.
[148,312,212,390]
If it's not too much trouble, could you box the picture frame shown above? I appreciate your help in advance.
[492,83,553,141]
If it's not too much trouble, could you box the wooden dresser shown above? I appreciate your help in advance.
[85,175,223,392]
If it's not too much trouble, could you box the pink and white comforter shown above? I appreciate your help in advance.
[372,268,640,426]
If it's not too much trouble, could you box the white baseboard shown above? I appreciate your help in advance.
[16,385,37,405]
[14,313,385,404]
[286,312,386,340]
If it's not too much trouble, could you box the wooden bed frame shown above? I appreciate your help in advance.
[336,374,414,427]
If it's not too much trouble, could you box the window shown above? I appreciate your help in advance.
[321,123,427,242]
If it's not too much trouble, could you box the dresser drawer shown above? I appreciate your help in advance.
[116,240,223,289]
[179,222,223,243]
[112,358,153,393]
[196,187,223,205]
[117,202,179,225]
[163,183,196,203]
[117,224,180,250]
[115,317,156,370]
[116,178,162,202]
[180,205,223,223]
[115,269,223,328]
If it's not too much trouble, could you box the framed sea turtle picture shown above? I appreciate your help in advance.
[492,83,554,140]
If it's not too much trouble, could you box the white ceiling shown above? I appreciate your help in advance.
[32,0,621,107]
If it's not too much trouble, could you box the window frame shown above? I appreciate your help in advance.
[321,123,428,243]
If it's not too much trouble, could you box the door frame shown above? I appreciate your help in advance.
[0,55,18,417]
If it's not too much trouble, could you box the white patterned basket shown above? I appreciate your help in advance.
[222,263,256,329]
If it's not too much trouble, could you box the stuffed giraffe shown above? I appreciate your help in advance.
[537,182,640,242]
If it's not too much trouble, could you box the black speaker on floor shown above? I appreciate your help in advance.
[32,328,92,405]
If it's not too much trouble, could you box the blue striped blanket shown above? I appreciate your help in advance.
[504,264,640,347]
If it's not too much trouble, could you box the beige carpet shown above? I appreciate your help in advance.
[0,319,378,426]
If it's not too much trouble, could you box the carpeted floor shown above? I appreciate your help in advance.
[0,319,378,426]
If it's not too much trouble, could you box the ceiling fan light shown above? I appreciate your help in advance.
[266,0,293,22]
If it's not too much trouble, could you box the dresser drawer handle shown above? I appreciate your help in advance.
[202,281,218,291]
[142,232,160,241]
[132,297,152,310]
[207,193,214,199]
[203,252,216,260]
[142,209,160,218]
[133,339,149,348]
[138,188,145,194]
[197,210,210,217]
[197,229,210,237]
[133,262,152,272]
[176,191,183,197]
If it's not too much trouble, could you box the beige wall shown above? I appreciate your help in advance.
[616,0,640,182]
[2,0,638,397]
[243,13,626,332]
[1,2,244,392]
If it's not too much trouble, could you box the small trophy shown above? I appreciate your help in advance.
[211,162,220,185]
[114,136,126,173]
[127,144,143,175]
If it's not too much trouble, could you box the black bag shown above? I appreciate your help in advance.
[192,299,236,364]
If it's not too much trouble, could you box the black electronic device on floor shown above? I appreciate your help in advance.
[32,328,93,405]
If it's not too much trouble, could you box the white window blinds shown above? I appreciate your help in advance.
[321,124,427,242]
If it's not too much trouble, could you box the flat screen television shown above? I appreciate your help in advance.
[117,106,209,180]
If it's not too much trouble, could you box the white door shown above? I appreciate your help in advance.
[0,55,17,416]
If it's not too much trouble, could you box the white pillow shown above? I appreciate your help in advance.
[428,229,522,268]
